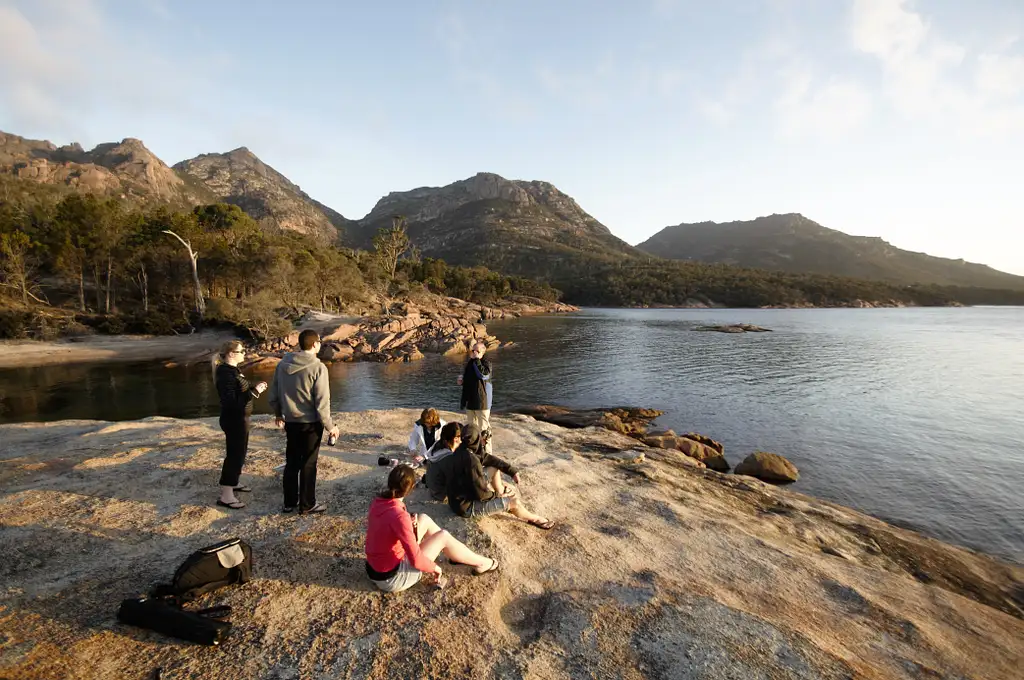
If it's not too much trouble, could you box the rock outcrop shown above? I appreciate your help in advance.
[242,298,578,370]
[510,405,664,438]
[643,431,730,471]
[735,451,800,483]
[173,148,347,239]
[0,131,214,207]
[1,410,1022,679]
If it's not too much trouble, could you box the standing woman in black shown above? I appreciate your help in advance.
[213,340,267,509]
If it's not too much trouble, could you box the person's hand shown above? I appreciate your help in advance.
[456,376,463,386]
[255,381,268,395]
[275,417,285,429]
[512,473,521,485]
[500,483,515,497]
[413,455,425,464]
[329,426,340,438]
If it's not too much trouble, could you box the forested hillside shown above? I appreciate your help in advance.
[0,183,557,340]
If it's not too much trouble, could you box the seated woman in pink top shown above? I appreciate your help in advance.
[364,465,498,592]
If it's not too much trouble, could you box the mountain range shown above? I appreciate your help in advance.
[2,128,1022,292]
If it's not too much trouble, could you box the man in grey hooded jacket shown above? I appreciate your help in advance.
[269,329,339,514]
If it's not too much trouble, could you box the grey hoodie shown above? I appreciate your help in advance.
[268,351,335,431]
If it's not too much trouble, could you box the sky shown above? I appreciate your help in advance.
[1,0,1022,274]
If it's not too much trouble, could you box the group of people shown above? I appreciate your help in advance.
[212,330,554,593]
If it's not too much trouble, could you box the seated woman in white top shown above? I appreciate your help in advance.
[407,408,447,463]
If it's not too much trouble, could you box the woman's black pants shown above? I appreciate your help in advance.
[219,415,250,487]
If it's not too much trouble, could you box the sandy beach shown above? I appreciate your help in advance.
[0,332,235,369]
[1,409,1021,679]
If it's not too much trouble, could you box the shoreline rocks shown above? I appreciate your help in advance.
[509,405,664,438]
[241,296,578,370]
[516,405,805,483]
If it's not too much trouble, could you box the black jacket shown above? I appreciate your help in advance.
[446,426,518,516]
[216,363,254,419]
[459,357,492,410]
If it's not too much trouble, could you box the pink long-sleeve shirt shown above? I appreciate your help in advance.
[364,497,438,574]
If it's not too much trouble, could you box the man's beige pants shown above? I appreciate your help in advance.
[466,409,492,453]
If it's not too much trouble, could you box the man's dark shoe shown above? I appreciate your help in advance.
[300,504,326,515]
[282,506,296,514]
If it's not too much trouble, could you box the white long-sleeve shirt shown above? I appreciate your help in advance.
[407,419,447,458]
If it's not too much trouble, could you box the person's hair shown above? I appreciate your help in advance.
[438,422,462,448]
[211,340,244,383]
[420,408,441,428]
[298,329,320,351]
[379,464,417,499]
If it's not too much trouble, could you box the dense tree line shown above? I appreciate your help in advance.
[555,259,1024,308]
[0,190,560,340]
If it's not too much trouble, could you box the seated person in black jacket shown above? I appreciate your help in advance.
[446,425,554,529]
[423,422,462,501]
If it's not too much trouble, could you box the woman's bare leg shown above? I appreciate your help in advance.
[415,513,493,571]
[485,467,504,494]
[502,488,550,524]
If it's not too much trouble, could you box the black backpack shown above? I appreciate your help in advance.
[117,538,252,646]
[151,537,253,605]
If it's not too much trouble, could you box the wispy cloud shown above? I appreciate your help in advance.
[692,35,866,139]
[0,0,223,145]
[850,0,1024,135]
[976,50,1024,100]
[694,0,1024,139]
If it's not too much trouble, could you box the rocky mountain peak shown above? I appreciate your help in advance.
[362,172,607,238]
[0,130,200,203]
[174,148,346,238]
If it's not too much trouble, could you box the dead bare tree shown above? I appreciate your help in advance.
[163,229,205,316]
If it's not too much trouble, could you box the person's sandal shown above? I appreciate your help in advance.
[282,506,296,514]
[233,485,252,493]
[300,504,327,515]
[216,499,246,510]
[472,558,499,576]
[527,518,555,530]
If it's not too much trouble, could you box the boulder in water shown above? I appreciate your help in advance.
[695,324,773,333]
[735,452,799,483]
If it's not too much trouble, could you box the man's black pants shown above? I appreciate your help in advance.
[283,422,324,511]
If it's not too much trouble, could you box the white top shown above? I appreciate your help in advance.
[407,419,447,458]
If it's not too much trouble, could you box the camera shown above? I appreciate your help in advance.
[377,456,399,468]
[327,432,338,446]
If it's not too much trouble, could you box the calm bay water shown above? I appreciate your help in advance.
[1,307,1022,563]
